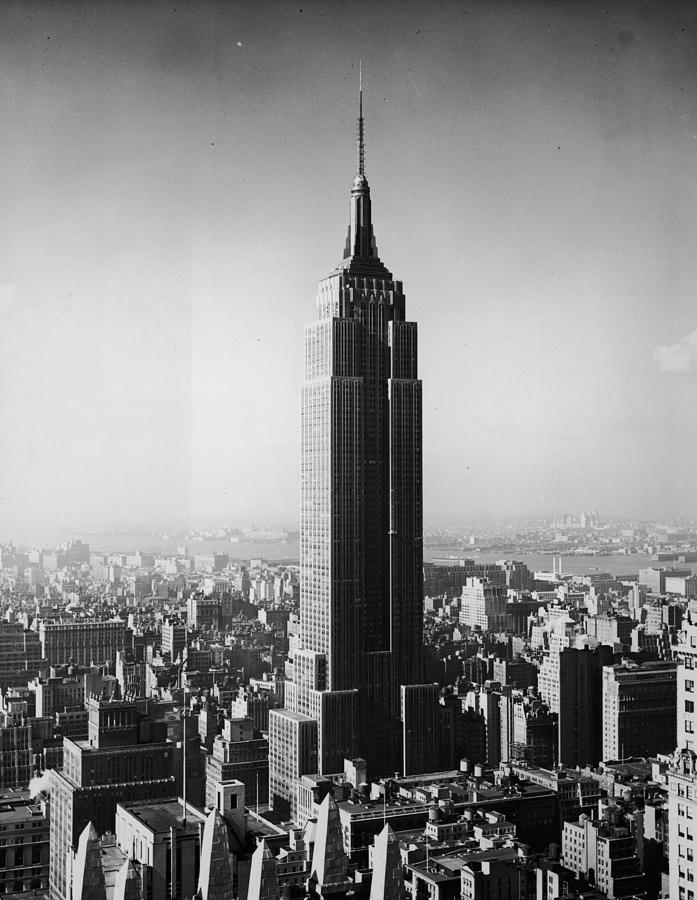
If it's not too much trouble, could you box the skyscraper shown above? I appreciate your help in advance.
[269,82,428,816]
[558,643,614,768]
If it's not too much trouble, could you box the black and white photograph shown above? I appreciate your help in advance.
[1,2,696,898]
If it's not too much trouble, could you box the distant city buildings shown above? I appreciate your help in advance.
[39,620,126,668]
[4,63,697,899]
[3,510,697,898]
[460,577,508,632]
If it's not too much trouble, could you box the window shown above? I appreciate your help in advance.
[687,700,695,714]
[688,681,695,693]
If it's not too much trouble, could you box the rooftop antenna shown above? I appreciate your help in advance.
[181,626,188,827]
[356,60,365,177]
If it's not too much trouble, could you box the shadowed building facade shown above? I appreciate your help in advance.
[269,85,431,818]
[558,644,614,769]
[601,660,677,762]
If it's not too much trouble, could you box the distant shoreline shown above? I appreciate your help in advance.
[72,534,697,578]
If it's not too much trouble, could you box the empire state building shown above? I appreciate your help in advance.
[269,87,436,821]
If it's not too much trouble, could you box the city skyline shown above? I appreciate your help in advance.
[2,1,697,542]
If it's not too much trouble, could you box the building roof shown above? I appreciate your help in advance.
[0,789,47,826]
[408,844,523,882]
[117,797,206,834]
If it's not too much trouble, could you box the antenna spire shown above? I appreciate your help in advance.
[357,60,365,177]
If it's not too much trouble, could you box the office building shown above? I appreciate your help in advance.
[0,622,44,690]
[48,696,177,900]
[676,612,697,752]
[464,681,510,768]
[562,809,645,899]
[669,612,697,897]
[0,789,50,896]
[205,716,269,810]
[558,643,613,768]
[459,577,507,632]
[268,84,431,813]
[508,695,557,769]
[161,620,187,663]
[32,670,85,719]
[639,566,691,596]
[188,595,221,631]
[602,660,677,761]
[400,683,439,777]
[115,797,207,900]
[39,620,126,668]
[268,709,318,821]
[0,721,33,790]
[230,688,272,733]
[668,748,697,900]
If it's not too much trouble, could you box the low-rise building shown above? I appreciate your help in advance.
[562,810,645,899]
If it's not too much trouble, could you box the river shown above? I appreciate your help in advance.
[81,533,695,578]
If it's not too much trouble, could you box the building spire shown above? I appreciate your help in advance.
[342,60,383,265]
[357,60,365,177]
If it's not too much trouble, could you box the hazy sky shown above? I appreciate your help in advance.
[2,0,697,542]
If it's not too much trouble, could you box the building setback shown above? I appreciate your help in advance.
[205,716,269,809]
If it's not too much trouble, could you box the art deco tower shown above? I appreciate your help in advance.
[269,83,430,819]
